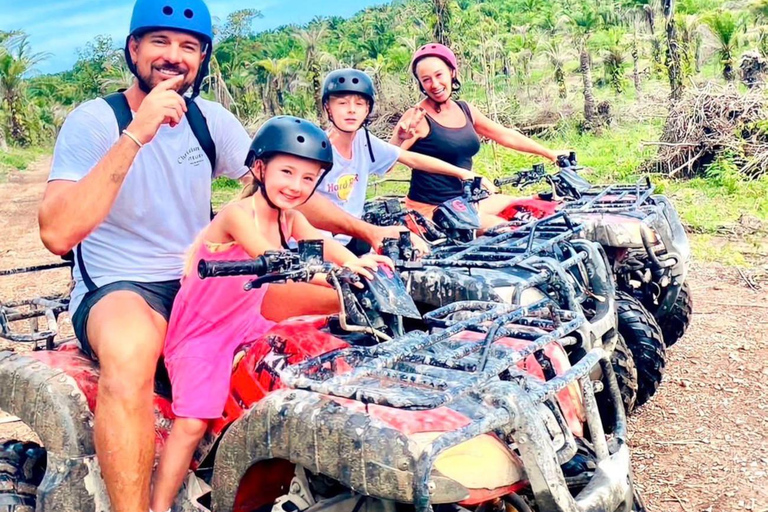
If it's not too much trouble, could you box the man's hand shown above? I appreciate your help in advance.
[363,225,406,251]
[343,254,395,284]
[394,107,426,142]
[363,224,431,258]
[127,75,187,144]
[408,232,430,256]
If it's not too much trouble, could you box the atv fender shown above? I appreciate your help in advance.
[0,351,106,512]
[211,389,473,512]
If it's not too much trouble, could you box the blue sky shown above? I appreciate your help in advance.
[0,0,386,75]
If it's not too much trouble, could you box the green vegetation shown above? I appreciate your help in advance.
[0,145,47,179]
[2,0,766,265]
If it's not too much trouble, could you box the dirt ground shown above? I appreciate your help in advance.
[1,158,767,511]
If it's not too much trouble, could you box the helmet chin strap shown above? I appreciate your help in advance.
[256,169,290,249]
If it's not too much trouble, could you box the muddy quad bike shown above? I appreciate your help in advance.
[0,241,645,512]
[493,153,692,347]
[366,195,664,411]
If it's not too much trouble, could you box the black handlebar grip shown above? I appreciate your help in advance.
[494,176,520,187]
[198,257,268,279]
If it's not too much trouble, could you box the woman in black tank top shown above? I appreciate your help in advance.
[391,43,566,228]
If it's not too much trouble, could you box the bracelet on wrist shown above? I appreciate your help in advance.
[122,130,144,149]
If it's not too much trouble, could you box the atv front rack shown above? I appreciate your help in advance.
[278,298,629,512]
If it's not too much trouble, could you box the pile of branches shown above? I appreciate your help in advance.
[644,83,768,178]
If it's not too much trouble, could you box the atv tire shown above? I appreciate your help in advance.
[611,334,639,415]
[658,281,692,347]
[616,291,666,407]
[0,440,45,512]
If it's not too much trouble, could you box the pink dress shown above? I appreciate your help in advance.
[164,211,276,419]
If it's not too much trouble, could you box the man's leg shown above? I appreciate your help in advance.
[87,291,168,512]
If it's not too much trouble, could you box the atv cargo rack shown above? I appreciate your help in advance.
[421,212,585,270]
[562,177,655,213]
[277,298,630,512]
[0,262,72,348]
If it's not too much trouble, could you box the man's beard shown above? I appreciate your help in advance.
[135,64,194,96]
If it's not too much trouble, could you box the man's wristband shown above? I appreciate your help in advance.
[122,130,144,149]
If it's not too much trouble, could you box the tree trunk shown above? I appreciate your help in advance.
[724,57,734,81]
[632,40,642,94]
[555,66,567,99]
[432,0,451,47]
[664,0,684,100]
[308,59,323,119]
[651,37,664,74]
[580,46,597,129]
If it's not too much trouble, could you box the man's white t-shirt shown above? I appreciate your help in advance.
[316,130,400,245]
[48,96,250,315]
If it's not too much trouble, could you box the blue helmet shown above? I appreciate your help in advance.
[124,0,213,97]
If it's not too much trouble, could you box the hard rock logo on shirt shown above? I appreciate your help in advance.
[326,174,359,202]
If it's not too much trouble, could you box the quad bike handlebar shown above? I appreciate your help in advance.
[494,163,548,189]
[198,250,301,280]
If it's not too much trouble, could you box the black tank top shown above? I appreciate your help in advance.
[407,101,481,205]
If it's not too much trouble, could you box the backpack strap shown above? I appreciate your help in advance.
[103,92,133,133]
[73,92,133,293]
[184,97,217,176]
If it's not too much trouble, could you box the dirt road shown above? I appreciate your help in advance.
[1,158,766,511]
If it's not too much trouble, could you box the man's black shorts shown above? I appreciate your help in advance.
[71,280,181,358]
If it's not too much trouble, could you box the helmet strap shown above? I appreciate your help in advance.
[363,124,376,163]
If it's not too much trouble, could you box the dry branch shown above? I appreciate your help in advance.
[643,83,768,178]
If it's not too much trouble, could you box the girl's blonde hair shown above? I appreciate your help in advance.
[181,160,269,277]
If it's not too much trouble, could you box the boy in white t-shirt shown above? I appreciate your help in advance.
[306,68,494,255]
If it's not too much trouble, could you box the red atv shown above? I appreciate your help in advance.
[493,154,692,348]
[0,243,644,512]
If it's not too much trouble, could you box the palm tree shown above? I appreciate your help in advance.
[432,0,452,46]
[0,35,48,145]
[750,0,768,57]
[509,26,540,98]
[601,28,628,94]
[296,25,328,118]
[677,14,702,75]
[624,0,663,71]
[663,0,683,100]
[568,4,601,128]
[630,21,643,94]
[544,39,573,99]
[703,11,743,81]
[254,57,299,115]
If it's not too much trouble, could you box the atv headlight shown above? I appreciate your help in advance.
[494,286,547,305]
[410,433,524,493]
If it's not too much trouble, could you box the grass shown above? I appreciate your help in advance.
[212,177,242,209]
[0,146,49,180]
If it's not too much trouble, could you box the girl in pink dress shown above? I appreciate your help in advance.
[150,116,390,512]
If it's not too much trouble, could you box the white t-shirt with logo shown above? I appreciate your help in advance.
[317,130,401,245]
[48,96,251,315]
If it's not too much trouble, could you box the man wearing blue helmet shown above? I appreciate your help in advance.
[37,1,252,511]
